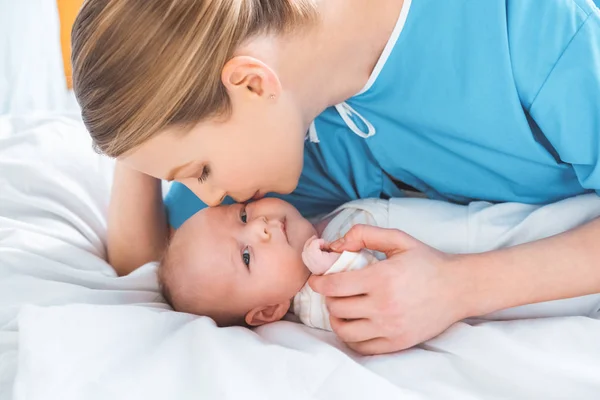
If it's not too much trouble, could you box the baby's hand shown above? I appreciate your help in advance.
[302,236,341,275]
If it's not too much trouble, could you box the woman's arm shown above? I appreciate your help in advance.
[310,220,600,355]
[466,216,600,317]
[107,163,168,276]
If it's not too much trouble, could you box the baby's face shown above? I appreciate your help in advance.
[175,198,316,321]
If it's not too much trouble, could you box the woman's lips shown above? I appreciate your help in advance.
[252,191,265,200]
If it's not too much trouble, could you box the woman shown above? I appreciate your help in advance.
[71,0,600,354]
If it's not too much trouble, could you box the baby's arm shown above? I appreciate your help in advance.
[107,163,168,276]
[302,236,341,275]
[302,236,378,275]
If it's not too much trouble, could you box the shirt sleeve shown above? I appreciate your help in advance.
[164,183,234,229]
[520,4,600,191]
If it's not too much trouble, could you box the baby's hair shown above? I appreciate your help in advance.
[158,228,247,327]
[157,240,177,310]
[71,0,318,157]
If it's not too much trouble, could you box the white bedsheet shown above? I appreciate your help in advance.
[14,305,600,400]
[2,116,600,399]
[0,115,162,398]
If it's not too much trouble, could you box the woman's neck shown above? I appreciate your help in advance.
[238,0,405,132]
[285,0,406,119]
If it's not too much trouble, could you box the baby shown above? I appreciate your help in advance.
[159,194,600,329]
[159,197,382,330]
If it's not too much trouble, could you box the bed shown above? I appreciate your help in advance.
[2,2,600,399]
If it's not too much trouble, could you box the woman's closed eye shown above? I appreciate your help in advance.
[197,165,211,184]
[242,247,251,268]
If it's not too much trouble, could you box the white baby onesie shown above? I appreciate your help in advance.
[293,199,388,331]
[293,194,600,331]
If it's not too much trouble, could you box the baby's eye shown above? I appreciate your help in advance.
[240,207,247,224]
[242,248,251,268]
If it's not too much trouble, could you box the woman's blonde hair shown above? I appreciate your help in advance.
[72,0,317,157]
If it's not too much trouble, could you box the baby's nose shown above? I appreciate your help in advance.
[250,217,270,240]
[266,219,284,232]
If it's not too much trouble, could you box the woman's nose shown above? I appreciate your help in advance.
[190,183,226,207]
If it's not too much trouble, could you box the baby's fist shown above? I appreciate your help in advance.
[302,236,340,275]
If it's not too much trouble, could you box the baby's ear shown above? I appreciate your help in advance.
[245,301,290,326]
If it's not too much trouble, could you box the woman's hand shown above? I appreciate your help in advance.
[309,224,472,355]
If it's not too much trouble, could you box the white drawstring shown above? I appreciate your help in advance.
[335,102,376,139]
[307,102,376,143]
[307,121,319,143]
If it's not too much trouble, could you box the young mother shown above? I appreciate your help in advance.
[72,0,600,354]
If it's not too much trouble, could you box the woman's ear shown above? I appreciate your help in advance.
[245,300,291,327]
[222,56,281,100]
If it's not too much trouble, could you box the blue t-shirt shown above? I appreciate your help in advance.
[166,0,600,229]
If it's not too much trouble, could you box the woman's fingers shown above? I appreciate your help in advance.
[328,224,418,257]
[309,267,375,297]
[325,295,371,320]
[346,337,395,356]
[329,316,381,344]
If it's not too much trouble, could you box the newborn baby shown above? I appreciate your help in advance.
[159,194,600,329]
[159,197,382,330]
